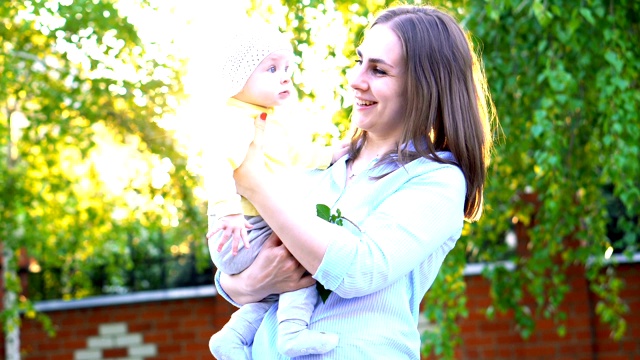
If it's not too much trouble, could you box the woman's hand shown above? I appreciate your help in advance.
[220,232,316,305]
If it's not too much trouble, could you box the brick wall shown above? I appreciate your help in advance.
[450,261,640,360]
[2,288,237,360]
[592,263,640,359]
[2,260,638,359]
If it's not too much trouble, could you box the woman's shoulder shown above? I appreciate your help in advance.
[400,151,459,171]
[404,152,465,184]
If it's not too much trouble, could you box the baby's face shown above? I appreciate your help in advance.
[233,50,295,108]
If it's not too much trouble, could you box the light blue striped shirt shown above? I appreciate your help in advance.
[215,152,465,359]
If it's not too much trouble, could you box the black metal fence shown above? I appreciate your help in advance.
[25,252,215,301]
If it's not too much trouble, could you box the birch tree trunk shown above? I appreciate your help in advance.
[2,245,20,360]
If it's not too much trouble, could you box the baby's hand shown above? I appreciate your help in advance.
[207,214,254,256]
[331,141,350,164]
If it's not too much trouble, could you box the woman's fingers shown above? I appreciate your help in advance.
[250,233,315,294]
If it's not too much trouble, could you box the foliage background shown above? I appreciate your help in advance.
[0,0,208,348]
[262,0,639,357]
[1,0,638,358]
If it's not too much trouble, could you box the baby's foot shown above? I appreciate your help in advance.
[209,328,250,360]
[277,321,339,357]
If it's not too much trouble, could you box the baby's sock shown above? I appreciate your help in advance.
[277,319,339,358]
[209,301,271,360]
[208,327,250,360]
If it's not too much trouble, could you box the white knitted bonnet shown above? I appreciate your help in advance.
[220,22,293,98]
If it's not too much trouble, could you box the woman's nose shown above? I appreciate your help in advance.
[349,67,366,91]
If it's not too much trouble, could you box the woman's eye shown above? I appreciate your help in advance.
[373,67,387,75]
[354,58,363,65]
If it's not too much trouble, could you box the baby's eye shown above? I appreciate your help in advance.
[285,65,290,72]
[268,66,277,73]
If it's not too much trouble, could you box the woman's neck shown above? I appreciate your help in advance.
[359,137,397,161]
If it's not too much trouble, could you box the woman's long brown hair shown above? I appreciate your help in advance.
[349,5,496,222]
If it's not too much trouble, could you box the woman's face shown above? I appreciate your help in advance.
[349,24,407,141]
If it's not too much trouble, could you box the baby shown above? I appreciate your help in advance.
[205,21,346,360]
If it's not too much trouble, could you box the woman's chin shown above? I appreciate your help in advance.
[351,117,369,130]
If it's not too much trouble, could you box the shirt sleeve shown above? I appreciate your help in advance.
[313,164,466,298]
[213,269,242,308]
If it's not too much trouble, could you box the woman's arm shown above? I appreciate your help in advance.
[316,165,466,298]
[216,233,316,305]
[235,139,466,297]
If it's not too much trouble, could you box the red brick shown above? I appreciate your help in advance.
[172,329,197,342]
[157,343,182,353]
[103,347,128,357]
[155,319,178,331]
[597,356,635,360]
[621,340,640,353]
[37,341,62,352]
[185,341,209,352]
[522,344,558,356]
[182,318,208,328]
[466,282,490,297]
[173,355,205,360]
[459,321,478,333]
[145,331,170,343]
[595,340,624,352]
[73,326,97,338]
[141,310,167,321]
[479,319,514,333]
[464,334,495,347]
[481,347,501,358]
[555,355,592,360]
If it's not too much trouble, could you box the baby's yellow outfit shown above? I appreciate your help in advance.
[206,97,333,219]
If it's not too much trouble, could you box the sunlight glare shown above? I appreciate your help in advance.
[163,0,348,181]
[604,246,614,260]
[110,1,351,205]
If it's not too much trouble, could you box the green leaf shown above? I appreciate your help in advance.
[531,124,544,137]
[605,51,623,72]
[316,203,331,221]
[314,203,348,302]
[579,8,595,25]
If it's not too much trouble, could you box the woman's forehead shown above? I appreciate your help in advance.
[359,24,403,65]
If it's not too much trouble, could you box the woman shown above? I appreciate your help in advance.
[213,4,495,359]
